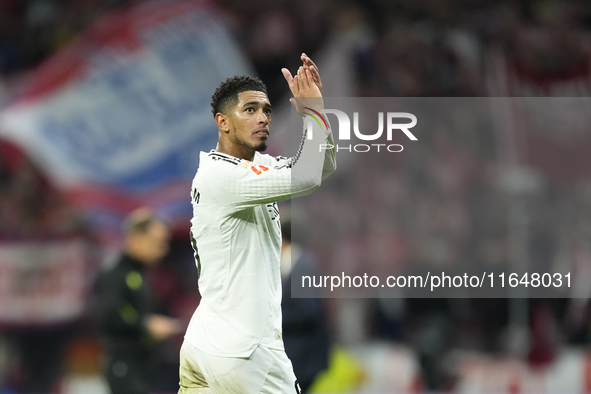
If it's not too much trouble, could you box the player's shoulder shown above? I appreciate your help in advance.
[197,151,291,183]
[197,151,256,185]
[254,152,290,166]
[205,150,244,167]
[197,151,245,180]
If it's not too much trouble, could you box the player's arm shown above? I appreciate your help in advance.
[283,55,338,184]
[290,53,336,180]
[217,64,331,207]
[322,130,336,180]
[215,118,328,207]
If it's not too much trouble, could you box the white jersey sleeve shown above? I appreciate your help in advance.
[207,117,335,208]
[322,126,337,180]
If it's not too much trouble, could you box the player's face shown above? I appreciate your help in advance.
[226,90,273,152]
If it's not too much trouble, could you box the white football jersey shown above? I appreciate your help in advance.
[184,120,335,357]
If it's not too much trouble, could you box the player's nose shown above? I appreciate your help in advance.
[257,110,270,124]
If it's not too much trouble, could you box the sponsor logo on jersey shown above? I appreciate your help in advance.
[251,165,269,175]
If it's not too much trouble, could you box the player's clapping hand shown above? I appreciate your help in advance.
[301,53,322,92]
[282,54,323,116]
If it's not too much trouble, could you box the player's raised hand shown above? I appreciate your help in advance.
[294,65,321,98]
[281,54,322,94]
[282,65,321,98]
[301,53,322,92]
[282,64,323,116]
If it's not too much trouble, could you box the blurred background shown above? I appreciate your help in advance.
[1,0,591,393]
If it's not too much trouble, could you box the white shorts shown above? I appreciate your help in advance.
[178,340,300,394]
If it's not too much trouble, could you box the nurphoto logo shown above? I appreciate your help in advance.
[304,109,418,153]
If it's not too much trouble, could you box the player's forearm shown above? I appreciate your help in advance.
[321,123,336,180]
[289,117,330,197]
[217,114,332,206]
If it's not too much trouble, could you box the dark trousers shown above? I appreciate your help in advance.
[104,348,151,394]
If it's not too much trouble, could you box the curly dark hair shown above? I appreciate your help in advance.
[211,76,268,118]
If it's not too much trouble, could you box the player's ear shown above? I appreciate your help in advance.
[215,112,230,133]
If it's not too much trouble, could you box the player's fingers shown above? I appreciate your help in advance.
[298,65,308,85]
[299,67,309,89]
[310,66,321,85]
[281,68,293,86]
[291,74,298,94]
[302,53,319,72]
[296,66,304,90]
[301,54,322,90]
[304,68,313,88]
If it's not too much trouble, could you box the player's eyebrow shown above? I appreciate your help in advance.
[242,101,273,110]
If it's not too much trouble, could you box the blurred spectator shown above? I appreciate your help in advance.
[94,208,182,394]
[281,219,330,393]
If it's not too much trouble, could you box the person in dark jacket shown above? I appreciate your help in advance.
[281,220,330,393]
[95,208,182,394]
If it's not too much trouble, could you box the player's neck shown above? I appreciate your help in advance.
[215,141,255,161]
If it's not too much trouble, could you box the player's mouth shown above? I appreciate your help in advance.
[254,129,269,137]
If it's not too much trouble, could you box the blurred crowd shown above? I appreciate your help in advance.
[300,101,591,388]
[0,140,83,238]
[0,0,133,79]
[1,0,591,392]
